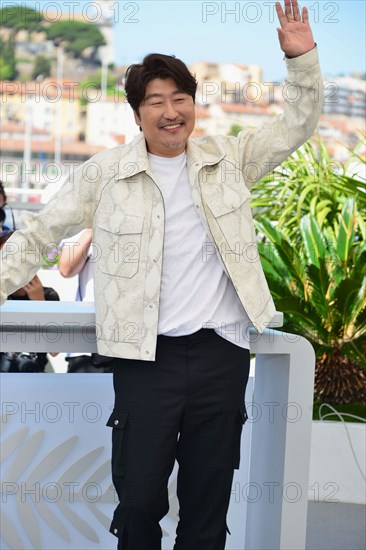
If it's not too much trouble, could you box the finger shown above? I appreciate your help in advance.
[302,5,309,24]
[292,0,301,20]
[285,0,293,18]
[275,2,286,27]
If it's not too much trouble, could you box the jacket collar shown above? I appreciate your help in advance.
[115,132,226,180]
[116,132,150,179]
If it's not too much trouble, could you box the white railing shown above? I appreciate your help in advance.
[0,302,315,550]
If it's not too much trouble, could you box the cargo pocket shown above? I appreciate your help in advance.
[233,404,248,469]
[107,410,129,477]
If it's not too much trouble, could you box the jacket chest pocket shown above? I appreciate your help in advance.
[206,186,252,253]
[96,210,144,278]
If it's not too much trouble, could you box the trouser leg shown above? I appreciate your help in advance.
[111,472,171,550]
[107,344,187,550]
[173,331,250,550]
[107,329,249,550]
[174,465,235,550]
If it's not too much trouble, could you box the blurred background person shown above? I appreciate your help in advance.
[0,181,16,235]
[0,231,59,372]
[59,228,113,373]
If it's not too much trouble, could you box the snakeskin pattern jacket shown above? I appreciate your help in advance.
[0,48,323,360]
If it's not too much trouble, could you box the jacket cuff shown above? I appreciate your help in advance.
[285,45,319,71]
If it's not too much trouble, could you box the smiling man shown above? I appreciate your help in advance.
[132,78,196,156]
[0,2,323,549]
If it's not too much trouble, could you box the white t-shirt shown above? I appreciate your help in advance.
[148,151,251,350]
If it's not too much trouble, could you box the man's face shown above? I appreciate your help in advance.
[134,77,195,157]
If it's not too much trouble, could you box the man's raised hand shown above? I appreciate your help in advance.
[276,0,316,58]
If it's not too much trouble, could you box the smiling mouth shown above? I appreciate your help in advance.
[161,123,183,131]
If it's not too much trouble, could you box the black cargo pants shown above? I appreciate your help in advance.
[107,328,250,550]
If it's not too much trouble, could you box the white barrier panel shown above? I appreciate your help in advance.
[0,374,253,550]
[1,302,316,549]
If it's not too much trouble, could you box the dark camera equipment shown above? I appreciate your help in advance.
[0,352,44,373]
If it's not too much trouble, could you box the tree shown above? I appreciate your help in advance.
[0,6,43,37]
[46,21,105,62]
[0,37,17,80]
[80,70,118,90]
[32,55,51,80]
[0,6,43,80]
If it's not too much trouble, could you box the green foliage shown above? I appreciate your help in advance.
[256,199,365,365]
[228,124,243,137]
[80,71,118,90]
[41,244,64,270]
[0,37,17,80]
[251,136,366,243]
[252,136,366,402]
[31,55,51,80]
[79,71,119,104]
[312,402,366,423]
[46,21,105,56]
[0,6,43,34]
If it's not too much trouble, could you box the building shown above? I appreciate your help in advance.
[85,95,138,148]
[0,121,104,200]
[0,79,84,141]
[323,76,366,119]
[190,61,262,105]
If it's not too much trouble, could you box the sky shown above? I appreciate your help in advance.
[3,0,366,81]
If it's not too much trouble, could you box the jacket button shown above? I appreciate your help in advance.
[114,420,119,426]
[114,528,118,534]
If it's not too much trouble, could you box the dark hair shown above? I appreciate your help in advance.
[0,181,7,205]
[0,230,14,249]
[0,180,7,224]
[125,53,197,114]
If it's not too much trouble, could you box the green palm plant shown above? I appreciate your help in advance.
[256,198,366,404]
[251,135,366,244]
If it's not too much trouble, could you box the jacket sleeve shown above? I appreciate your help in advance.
[236,46,323,187]
[0,155,101,305]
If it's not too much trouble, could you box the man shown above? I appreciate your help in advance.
[0,1,323,548]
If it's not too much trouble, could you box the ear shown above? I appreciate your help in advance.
[133,110,141,127]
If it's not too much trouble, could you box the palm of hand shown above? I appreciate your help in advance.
[279,20,314,57]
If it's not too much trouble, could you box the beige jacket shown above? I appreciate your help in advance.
[0,48,323,361]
